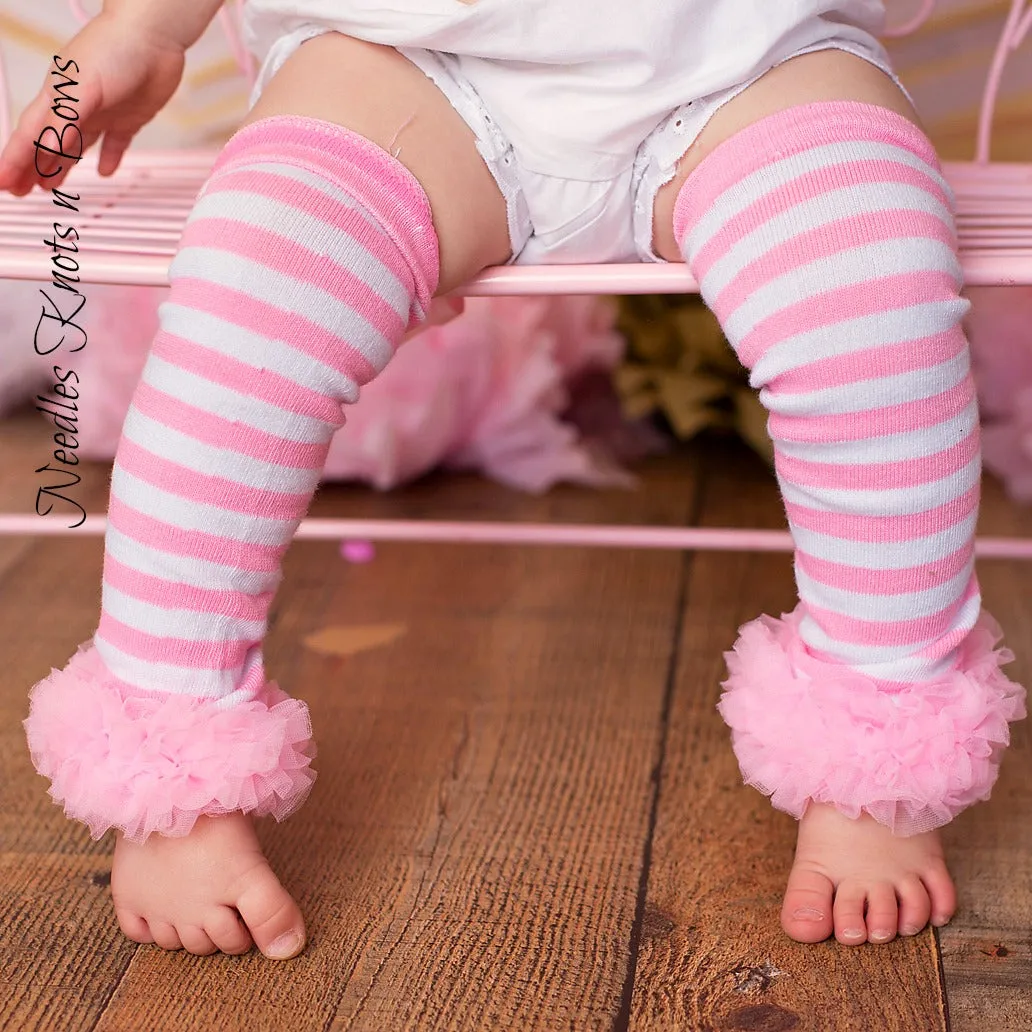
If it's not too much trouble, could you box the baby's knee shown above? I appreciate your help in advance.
[243,31,511,291]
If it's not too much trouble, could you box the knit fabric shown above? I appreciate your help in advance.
[24,115,440,839]
[675,102,1025,833]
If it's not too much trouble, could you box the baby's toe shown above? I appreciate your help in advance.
[178,925,219,957]
[781,866,834,943]
[115,910,154,945]
[149,922,184,951]
[896,874,931,936]
[235,864,307,961]
[921,859,957,927]
[864,883,898,943]
[206,906,254,956]
[832,884,868,945]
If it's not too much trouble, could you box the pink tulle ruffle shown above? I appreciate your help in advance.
[23,642,316,842]
[718,607,1026,836]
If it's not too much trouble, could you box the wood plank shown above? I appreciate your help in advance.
[0,529,139,1029]
[628,440,949,1032]
[0,404,699,1031]
[936,471,1032,1032]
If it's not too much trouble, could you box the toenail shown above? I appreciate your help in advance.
[266,932,304,960]
[901,925,921,936]
[792,907,825,922]
[932,915,951,928]
[841,927,864,939]
[870,930,893,942]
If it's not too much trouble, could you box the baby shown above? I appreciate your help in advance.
[1,0,1025,961]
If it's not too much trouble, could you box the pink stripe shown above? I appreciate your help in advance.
[198,167,416,291]
[673,102,941,239]
[180,218,408,342]
[103,554,272,622]
[729,270,962,369]
[117,437,310,519]
[692,163,952,284]
[707,209,956,319]
[804,578,978,647]
[785,484,979,542]
[768,377,975,444]
[773,329,965,394]
[795,542,973,596]
[97,612,251,670]
[132,379,331,470]
[774,427,978,491]
[915,622,979,663]
[149,332,346,427]
[169,279,384,386]
[211,116,438,300]
[107,495,285,573]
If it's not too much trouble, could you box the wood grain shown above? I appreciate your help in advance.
[936,472,1032,1032]
[0,408,700,1031]
[4,401,1032,1030]
[627,441,949,1032]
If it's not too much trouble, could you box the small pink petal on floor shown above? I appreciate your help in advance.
[340,540,376,563]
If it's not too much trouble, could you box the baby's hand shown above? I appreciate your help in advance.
[111,812,307,960]
[0,11,186,196]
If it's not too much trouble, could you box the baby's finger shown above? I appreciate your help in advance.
[0,91,54,190]
[0,76,101,193]
[98,132,133,178]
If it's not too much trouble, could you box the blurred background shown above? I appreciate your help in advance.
[1,0,1030,496]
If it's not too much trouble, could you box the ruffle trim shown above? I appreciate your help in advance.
[23,642,317,843]
[718,607,1026,836]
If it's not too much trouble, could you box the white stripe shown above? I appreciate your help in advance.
[779,455,980,517]
[797,591,980,681]
[155,305,361,408]
[702,181,954,300]
[795,559,974,623]
[170,245,401,374]
[788,510,977,571]
[194,159,383,231]
[749,298,969,386]
[775,399,978,466]
[111,466,297,544]
[719,236,961,345]
[764,351,971,419]
[686,138,952,257]
[121,407,323,497]
[101,583,266,643]
[105,525,278,596]
[185,184,405,310]
[93,635,245,699]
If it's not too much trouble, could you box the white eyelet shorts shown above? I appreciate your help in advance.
[244,1,906,265]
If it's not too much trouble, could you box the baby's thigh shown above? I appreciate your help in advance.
[242,32,511,292]
[650,49,922,263]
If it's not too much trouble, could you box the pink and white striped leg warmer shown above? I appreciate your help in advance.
[674,102,1025,835]
[24,116,439,841]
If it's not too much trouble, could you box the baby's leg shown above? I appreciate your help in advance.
[25,33,510,958]
[652,50,1024,945]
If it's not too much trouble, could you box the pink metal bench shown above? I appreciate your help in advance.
[1,0,1031,556]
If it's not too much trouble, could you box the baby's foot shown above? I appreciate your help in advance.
[781,802,957,945]
[112,812,306,959]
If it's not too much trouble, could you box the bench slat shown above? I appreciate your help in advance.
[1,153,1030,289]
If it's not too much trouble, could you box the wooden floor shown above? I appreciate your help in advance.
[1,406,1030,1032]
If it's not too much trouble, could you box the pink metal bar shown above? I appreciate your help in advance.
[1,513,1032,558]
[1,154,1028,288]
[976,0,1032,162]
[881,0,937,37]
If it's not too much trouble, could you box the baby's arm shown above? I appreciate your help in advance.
[0,0,223,194]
